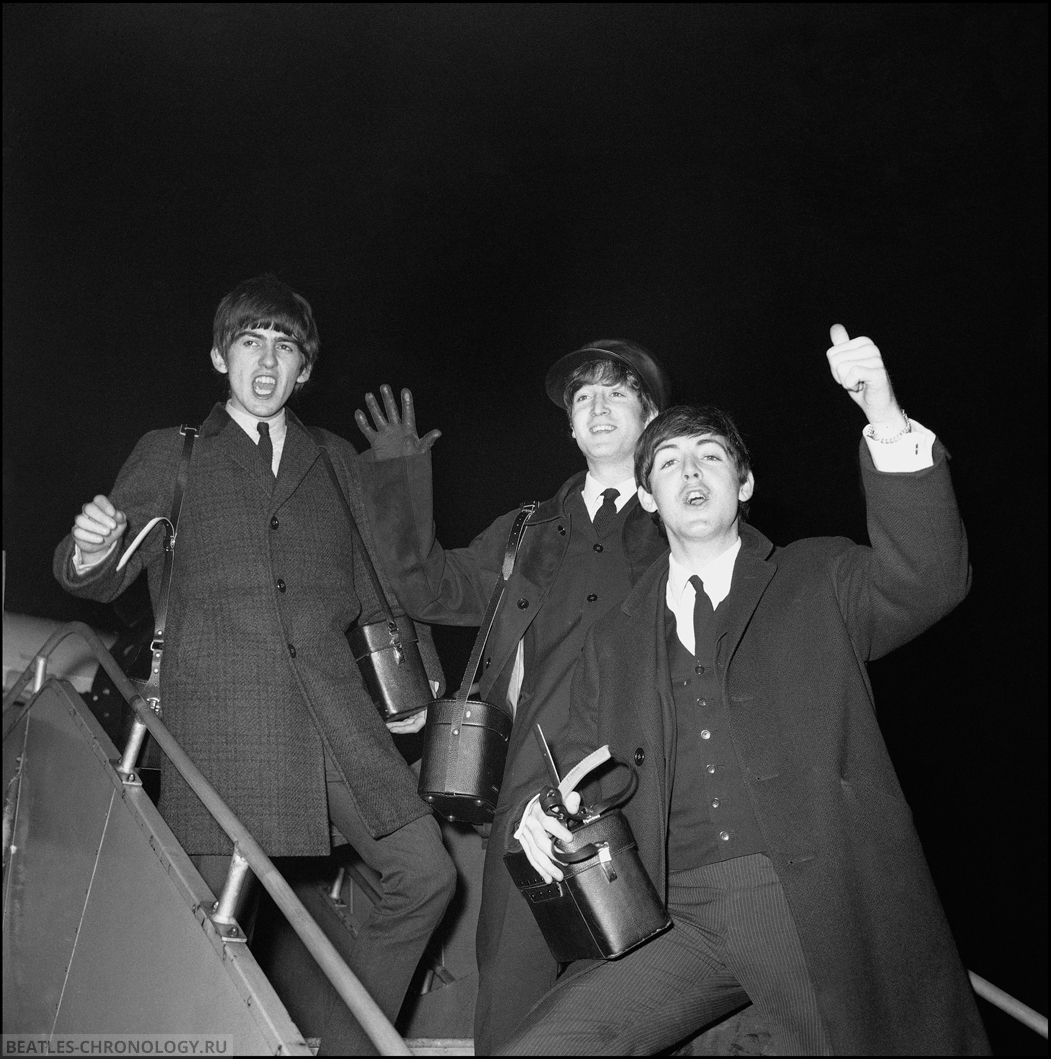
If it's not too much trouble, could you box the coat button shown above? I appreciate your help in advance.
[288,643,297,658]
[277,578,286,592]
[517,599,529,609]
[696,698,707,707]
[587,593,598,602]
[706,764,716,774]
[719,830,730,841]
[695,664,706,674]
[558,524,566,535]
[593,543,604,552]
[485,657,491,669]
[711,798,720,809]
[633,747,645,766]
[700,729,711,740]
[270,516,279,530]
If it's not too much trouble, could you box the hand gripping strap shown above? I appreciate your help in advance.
[132,425,198,709]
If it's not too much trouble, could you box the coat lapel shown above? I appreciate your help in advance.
[203,403,283,497]
[271,412,321,511]
[715,523,777,669]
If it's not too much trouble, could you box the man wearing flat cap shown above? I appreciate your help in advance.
[356,340,671,1051]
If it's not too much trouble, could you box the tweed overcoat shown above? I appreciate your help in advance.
[527,441,989,1055]
[54,404,442,856]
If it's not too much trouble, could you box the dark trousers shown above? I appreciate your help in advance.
[194,763,455,1056]
[474,832,561,1054]
[498,853,832,1056]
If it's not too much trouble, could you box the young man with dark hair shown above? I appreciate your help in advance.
[509,326,989,1055]
[54,275,455,1055]
[355,339,673,1052]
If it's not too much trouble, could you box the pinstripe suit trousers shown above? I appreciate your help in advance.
[499,853,832,1056]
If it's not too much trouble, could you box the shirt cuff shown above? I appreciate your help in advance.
[72,541,118,575]
[863,417,935,472]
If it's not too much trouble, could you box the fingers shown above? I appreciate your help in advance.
[363,390,388,428]
[385,708,428,734]
[380,384,400,423]
[516,797,573,882]
[73,495,126,549]
[419,428,443,451]
[826,326,881,394]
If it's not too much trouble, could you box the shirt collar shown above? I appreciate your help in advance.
[581,471,638,514]
[667,537,742,608]
[225,400,287,444]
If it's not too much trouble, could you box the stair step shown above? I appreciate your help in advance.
[406,1039,474,1056]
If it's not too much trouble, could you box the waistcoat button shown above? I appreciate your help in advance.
[633,747,645,766]
[517,599,529,609]
[288,643,296,658]
[270,516,279,530]
[700,729,711,740]
[593,543,604,552]
[277,578,286,592]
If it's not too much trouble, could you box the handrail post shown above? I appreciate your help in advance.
[328,866,346,904]
[31,656,47,694]
[117,716,148,784]
[210,845,251,943]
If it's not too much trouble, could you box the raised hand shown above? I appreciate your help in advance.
[72,494,127,556]
[826,324,905,432]
[354,384,442,461]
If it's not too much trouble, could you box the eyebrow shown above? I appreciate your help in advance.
[654,436,729,458]
[233,329,300,346]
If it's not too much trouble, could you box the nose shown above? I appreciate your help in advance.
[259,339,278,367]
[683,456,703,478]
[591,393,610,415]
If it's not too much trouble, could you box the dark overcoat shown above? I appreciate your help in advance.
[539,442,989,1055]
[363,452,667,1046]
[54,404,442,856]
[363,452,666,812]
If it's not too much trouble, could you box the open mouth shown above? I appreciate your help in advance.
[589,423,616,433]
[253,375,278,397]
[684,489,708,506]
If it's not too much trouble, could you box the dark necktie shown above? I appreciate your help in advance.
[257,421,275,477]
[592,487,620,536]
[689,574,715,653]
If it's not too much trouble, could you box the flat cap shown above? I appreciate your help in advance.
[545,339,672,411]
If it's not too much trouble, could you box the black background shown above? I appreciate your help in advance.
[3,4,1046,1050]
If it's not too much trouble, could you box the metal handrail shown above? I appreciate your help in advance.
[969,971,1047,1039]
[2,622,411,1056]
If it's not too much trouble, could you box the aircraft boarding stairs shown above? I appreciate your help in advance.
[3,625,1047,1056]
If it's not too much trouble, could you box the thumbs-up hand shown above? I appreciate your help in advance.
[826,324,905,432]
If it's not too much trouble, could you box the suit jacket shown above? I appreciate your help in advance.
[540,441,988,1055]
[54,404,442,856]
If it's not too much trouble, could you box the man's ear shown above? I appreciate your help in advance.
[738,471,755,503]
[297,362,312,384]
[209,347,228,374]
[637,484,658,513]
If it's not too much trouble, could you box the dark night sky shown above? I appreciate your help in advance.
[3,3,1047,1048]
